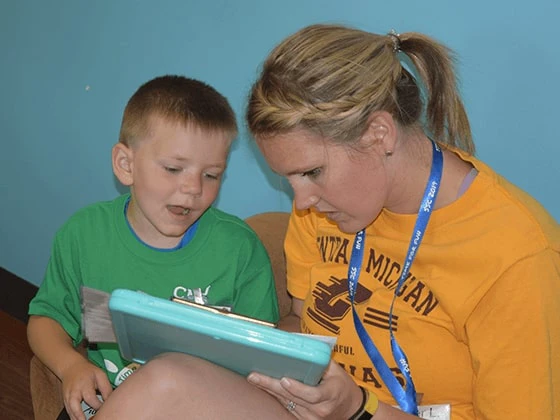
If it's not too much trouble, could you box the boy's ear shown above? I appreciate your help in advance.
[359,111,397,154]
[112,143,134,186]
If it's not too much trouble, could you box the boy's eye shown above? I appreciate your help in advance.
[164,166,181,174]
[204,172,221,180]
[301,168,321,178]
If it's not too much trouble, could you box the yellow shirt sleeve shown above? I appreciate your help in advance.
[466,249,560,419]
[284,207,321,300]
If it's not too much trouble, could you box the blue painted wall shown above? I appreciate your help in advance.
[1,1,558,286]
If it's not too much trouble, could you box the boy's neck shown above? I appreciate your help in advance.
[123,196,198,251]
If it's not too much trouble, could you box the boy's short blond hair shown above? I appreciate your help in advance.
[119,75,238,147]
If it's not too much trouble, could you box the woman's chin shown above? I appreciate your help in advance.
[333,220,361,234]
[324,212,367,234]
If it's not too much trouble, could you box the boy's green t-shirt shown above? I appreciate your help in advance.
[29,194,280,386]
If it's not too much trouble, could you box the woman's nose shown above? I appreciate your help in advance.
[293,187,320,211]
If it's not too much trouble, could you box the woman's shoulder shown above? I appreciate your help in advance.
[458,155,559,251]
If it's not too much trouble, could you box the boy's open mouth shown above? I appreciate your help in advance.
[168,205,191,216]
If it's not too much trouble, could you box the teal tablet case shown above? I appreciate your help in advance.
[108,289,332,385]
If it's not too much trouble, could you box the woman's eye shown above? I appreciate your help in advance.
[164,166,180,174]
[302,168,321,178]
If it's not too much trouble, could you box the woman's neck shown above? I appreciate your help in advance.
[385,136,473,214]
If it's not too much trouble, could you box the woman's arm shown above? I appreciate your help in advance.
[466,252,560,419]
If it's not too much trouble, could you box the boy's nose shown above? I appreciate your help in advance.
[179,175,202,196]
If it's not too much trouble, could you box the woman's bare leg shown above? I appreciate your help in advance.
[95,353,293,419]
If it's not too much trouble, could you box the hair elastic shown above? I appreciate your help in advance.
[388,29,401,52]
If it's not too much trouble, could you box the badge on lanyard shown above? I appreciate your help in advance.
[417,403,451,420]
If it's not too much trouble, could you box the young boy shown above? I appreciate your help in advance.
[27,75,280,420]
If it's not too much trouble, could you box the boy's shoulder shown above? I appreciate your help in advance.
[202,207,259,240]
[58,195,126,235]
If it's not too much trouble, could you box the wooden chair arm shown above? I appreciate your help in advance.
[29,354,64,420]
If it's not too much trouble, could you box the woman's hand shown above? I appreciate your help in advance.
[60,358,113,420]
[247,359,363,419]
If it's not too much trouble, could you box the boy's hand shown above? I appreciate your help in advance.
[27,316,113,419]
[61,358,113,420]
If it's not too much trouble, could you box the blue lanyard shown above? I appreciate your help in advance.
[347,140,443,414]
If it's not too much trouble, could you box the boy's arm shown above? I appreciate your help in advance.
[231,232,281,323]
[28,315,112,419]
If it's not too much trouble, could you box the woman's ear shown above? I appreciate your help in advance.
[112,143,134,186]
[359,111,397,155]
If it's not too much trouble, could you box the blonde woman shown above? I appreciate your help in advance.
[96,24,559,420]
